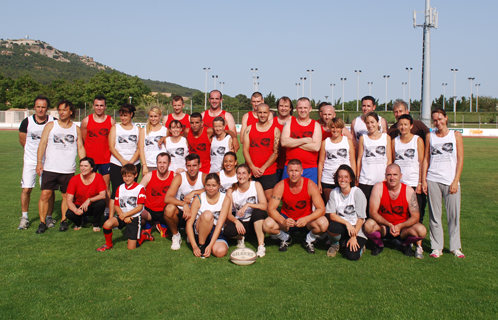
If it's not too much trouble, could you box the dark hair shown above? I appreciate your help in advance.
[57,99,76,119]
[190,112,202,120]
[209,90,223,99]
[79,157,95,167]
[328,117,345,130]
[398,114,413,125]
[222,152,237,171]
[172,95,184,103]
[318,102,330,111]
[333,164,356,188]
[34,94,50,109]
[156,152,171,163]
[361,96,376,105]
[119,104,136,118]
[365,111,379,122]
[213,116,225,126]
[232,163,251,192]
[251,92,263,99]
[205,172,220,185]
[287,159,302,167]
[168,119,182,129]
[185,153,200,164]
[121,163,137,175]
[94,94,106,105]
[297,97,311,105]
[431,108,447,117]
[277,96,294,115]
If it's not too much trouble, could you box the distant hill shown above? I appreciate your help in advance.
[0,38,199,96]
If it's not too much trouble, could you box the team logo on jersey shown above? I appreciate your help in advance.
[145,138,155,146]
[283,202,295,211]
[197,143,207,152]
[365,146,385,157]
[175,148,184,157]
[246,196,256,204]
[295,200,307,209]
[213,211,220,220]
[343,205,355,216]
[302,131,313,138]
[151,188,162,197]
[380,205,405,216]
[327,148,348,160]
[31,132,41,140]
[89,131,98,138]
[396,149,415,160]
[220,186,227,193]
[53,134,75,145]
[99,128,109,136]
[431,143,453,155]
[250,140,259,148]
[119,196,137,208]
[260,138,270,147]
[216,146,226,155]
[162,186,170,193]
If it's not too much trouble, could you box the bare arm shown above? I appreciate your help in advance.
[129,128,141,163]
[317,140,327,192]
[381,118,388,134]
[139,171,152,188]
[108,126,126,164]
[416,136,425,193]
[385,135,392,165]
[225,112,239,152]
[451,131,464,194]
[19,132,27,147]
[398,187,420,229]
[267,181,286,225]
[356,135,364,184]
[164,175,186,207]
[76,126,86,159]
[280,120,312,148]
[242,125,256,173]
[421,133,431,194]
[80,116,89,144]
[260,127,280,171]
[36,122,53,175]
[368,182,393,228]
[239,113,249,145]
[138,127,148,174]
[299,122,322,152]
[348,138,357,175]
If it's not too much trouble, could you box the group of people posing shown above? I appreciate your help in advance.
[17,90,465,260]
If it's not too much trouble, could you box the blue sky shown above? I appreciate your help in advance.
[2,0,496,105]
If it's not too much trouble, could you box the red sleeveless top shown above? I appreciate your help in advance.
[84,114,112,164]
[321,126,332,140]
[379,181,409,225]
[145,171,174,211]
[165,113,190,134]
[248,123,277,175]
[187,128,211,174]
[247,112,258,127]
[285,117,318,168]
[282,178,312,220]
[273,118,287,170]
[203,110,228,130]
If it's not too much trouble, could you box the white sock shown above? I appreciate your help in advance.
[105,207,110,214]
[47,215,52,219]
[277,231,290,241]
[173,232,181,237]
[22,212,28,219]
[306,231,319,244]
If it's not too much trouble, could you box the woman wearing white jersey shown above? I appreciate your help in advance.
[225,164,267,257]
[356,112,392,217]
[139,106,167,175]
[209,116,233,173]
[318,117,356,202]
[422,108,465,258]
[164,120,189,174]
[392,114,426,258]
[218,152,238,193]
[108,104,141,218]
[187,173,231,258]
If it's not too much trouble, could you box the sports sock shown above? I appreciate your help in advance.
[47,215,53,219]
[105,207,109,214]
[366,231,384,247]
[160,223,168,229]
[330,234,341,245]
[306,231,319,244]
[22,212,28,219]
[277,230,290,241]
[103,228,113,247]
[145,221,153,229]
[402,236,423,247]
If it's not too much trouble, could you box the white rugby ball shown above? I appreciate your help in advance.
[230,248,257,265]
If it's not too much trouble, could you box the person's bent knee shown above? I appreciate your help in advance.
[263,217,277,233]
[199,210,214,223]
[212,243,228,257]
[363,219,378,233]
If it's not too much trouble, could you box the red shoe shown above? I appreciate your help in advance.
[138,229,155,246]
[96,244,113,252]
[155,223,168,238]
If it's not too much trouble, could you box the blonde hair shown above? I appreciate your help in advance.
[146,106,162,135]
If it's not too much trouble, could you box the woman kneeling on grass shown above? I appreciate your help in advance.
[326,164,368,260]
[224,164,267,257]
[65,157,106,232]
[187,173,231,258]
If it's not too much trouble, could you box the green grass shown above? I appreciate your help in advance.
[1,131,497,320]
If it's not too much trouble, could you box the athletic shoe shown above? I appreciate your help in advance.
[371,245,384,256]
[199,244,206,256]
[73,225,82,231]
[303,241,315,254]
[256,245,266,257]
[46,216,56,228]
[171,233,182,250]
[155,223,168,238]
[237,236,246,248]
[36,222,47,234]
[18,217,29,230]
[451,249,465,258]
[415,246,424,259]
[59,220,68,232]
[326,244,340,257]
[401,245,415,257]
[278,236,292,252]
[430,249,443,258]
[96,244,113,252]
[142,230,155,242]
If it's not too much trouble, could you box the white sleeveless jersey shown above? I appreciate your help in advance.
[144,127,167,167]
[24,115,55,163]
[116,182,145,218]
[353,115,384,141]
[232,181,259,222]
[359,133,388,185]
[321,136,350,184]
[166,136,188,172]
[394,135,420,187]
[209,135,231,173]
[196,192,226,226]
[176,171,204,209]
[44,121,78,174]
[331,186,367,239]
[219,170,237,194]
[110,124,140,166]
[427,130,458,186]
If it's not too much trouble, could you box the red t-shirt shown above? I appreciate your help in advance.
[379,181,409,225]
[84,114,112,164]
[248,123,277,175]
[285,117,318,168]
[145,170,174,211]
[281,178,312,220]
[187,128,211,174]
[66,173,107,206]
[321,126,332,141]
[203,110,229,130]
[164,113,190,134]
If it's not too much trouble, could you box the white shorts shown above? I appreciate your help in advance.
[21,162,41,189]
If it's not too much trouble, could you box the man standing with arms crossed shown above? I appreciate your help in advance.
[273,96,294,181]
[18,95,55,229]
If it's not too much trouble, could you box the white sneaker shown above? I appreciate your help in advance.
[18,217,29,230]
[46,216,56,228]
[171,233,182,250]
[430,249,443,258]
[257,245,266,257]
[451,249,465,258]
[415,246,424,259]
[237,236,246,248]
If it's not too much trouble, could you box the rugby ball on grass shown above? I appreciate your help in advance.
[230,248,257,265]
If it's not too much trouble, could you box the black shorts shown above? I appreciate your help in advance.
[193,224,227,245]
[144,206,167,224]
[41,171,73,193]
[321,182,336,190]
[93,163,111,176]
[224,208,266,238]
[253,173,277,190]
[176,209,187,228]
[117,215,142,240]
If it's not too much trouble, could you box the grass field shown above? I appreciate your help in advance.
[1,131,497,320]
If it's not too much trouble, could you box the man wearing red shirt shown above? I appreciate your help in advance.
[163,96,190,134]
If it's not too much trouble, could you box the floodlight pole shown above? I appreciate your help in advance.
[367,82,373,95]
[330,84,335,106]
[406,67,413,110]
[300,77,306,97]
[468,77,474,112]
[212,75,218,89]
[442,83,447,110]
[307,69,314,102]
[295,83,300,101]
[475,84,480,112]
[383,75,390,111]
[355,70,362,111]
[340,78,347,111]
[402,82,407,100]
[251,68,258,92]
[203,67,210,110]
[451,69,458,119]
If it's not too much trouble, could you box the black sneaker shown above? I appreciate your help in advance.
[59,220,68,232]
[401,245,415,257]
[279,236,292,252]
[199,244,206,256]
[303,241,316,254]
[36,222,47,234]
[371,245,384,256]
